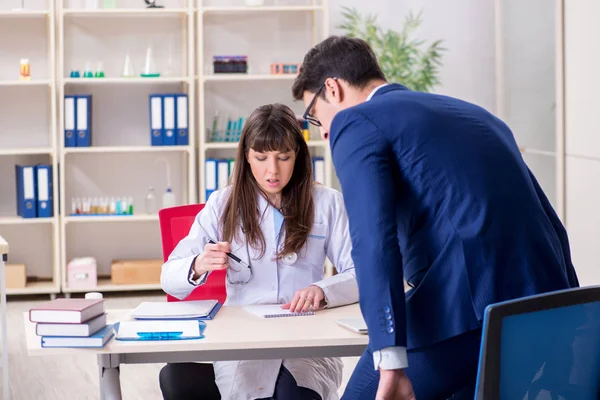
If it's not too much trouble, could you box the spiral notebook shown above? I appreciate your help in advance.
[243,305,314,319]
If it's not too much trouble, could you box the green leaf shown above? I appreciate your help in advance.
[337,7,445,93]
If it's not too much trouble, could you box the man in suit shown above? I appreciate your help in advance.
[292,36,579,400]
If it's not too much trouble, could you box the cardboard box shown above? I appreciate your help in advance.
[6,264,26,288]
[111,259,163,285]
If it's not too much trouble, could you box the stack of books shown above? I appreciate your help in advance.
[29,298,114,348]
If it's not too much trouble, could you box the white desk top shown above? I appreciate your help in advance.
[25,304,368,357]
[0,235,7,255]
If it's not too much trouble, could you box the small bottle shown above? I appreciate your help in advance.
[128,196,134,215]
[121,197,128,215]
[71,198,77,215]
[84,61,93,78]
[145,187,156,215]
[115,198,122,215]
[162,187,176,209]
[19,59,31,81]
[109,197,116,214]
[95,62,105,78]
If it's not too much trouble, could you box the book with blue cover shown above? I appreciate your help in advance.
[41,324,114,348]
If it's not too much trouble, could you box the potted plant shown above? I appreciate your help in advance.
[339,7,445,93]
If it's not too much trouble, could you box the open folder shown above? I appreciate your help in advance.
[131,300,221,320]
[114,320,206,341]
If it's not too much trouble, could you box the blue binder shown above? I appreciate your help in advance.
[35,164,53,218]
[149,94,164,146]
[15,165,37,218]
[205,158,218,200]
[176,93,189,145]
[114,320,206,342]
[75,95,92,147]
[64,95,77,147]
[163,94,176,146]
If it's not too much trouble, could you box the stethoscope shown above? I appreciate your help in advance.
[198,223,298,285]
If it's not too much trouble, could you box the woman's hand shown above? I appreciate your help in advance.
[282,285,326,313]
[192,242,231,279]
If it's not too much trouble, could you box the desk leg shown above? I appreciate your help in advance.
[1,255,8,400]
[98,354,122,400]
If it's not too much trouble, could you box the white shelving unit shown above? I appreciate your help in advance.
[196,0,333,275]
[0,0,60,298]
[57,0,195,295]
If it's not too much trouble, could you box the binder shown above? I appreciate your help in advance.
[35,164,53,218]
[163,95,176,146]
[75,95,92,147]
[15,165,37,218]
[313,157,325,184]
[149,94,164,146]
[228,159,235,182]
[176,94,189,145]
[64,96,76,147]
[217,159,229,190]
[205,158,217,200]
[114,320,206,341]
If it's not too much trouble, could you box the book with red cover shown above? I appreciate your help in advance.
[29,298,105,324]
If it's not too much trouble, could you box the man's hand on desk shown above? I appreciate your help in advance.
[377,369,416,400]
[282,285,326,313]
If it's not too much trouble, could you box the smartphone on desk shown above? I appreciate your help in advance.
[336,317,368,334]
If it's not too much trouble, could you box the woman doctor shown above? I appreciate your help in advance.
[160,103,358,400]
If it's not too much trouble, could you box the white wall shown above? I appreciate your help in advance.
[329,0,497,112]
[564,0,600,286]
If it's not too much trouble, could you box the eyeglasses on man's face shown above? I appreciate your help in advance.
[302,77,338,127]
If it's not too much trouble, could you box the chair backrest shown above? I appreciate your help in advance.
[158,204,227,304]
[475,286,600,400]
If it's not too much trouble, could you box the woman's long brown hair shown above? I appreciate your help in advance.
[220,103,314,260]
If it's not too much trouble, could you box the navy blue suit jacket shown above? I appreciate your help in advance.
[330,84,579,352]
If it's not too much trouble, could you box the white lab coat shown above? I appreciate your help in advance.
[161,184,359,400]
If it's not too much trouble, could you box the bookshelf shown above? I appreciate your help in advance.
[0,0,60,298]
[56,0,195,295]
[196,0,333,275]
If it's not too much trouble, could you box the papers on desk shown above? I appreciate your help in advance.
[131,300,221,320]
[115,320,206,341]
[243,304,315,318]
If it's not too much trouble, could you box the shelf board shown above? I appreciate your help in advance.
[202,5,325,14]
[63,76,191,85]
[62,8,190,17]
[64,215,159,223]
[204,140,327,150]
[203,74,297,82]
[63,145,190,154]
[0,216,55,225]
[0,79,52,87]
[63,278,162,294]
[0,147,53,156]
[7,281,59,296]
[0,10,50,18]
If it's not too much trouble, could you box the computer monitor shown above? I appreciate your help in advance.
[475,286,600,400]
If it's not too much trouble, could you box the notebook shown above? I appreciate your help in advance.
[36,313,107,337]
[29,298,105,324]
[243,304,315,319]
[114,320,206,341]
[41,324,114,348]
[336,317,368,334]
[131,300,219,320]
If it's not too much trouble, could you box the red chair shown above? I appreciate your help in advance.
[158,204,227,303]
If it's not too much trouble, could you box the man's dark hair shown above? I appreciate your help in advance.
[292,35,386,101]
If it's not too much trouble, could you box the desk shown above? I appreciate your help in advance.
[0,235,8,400]
[25,304,367,400]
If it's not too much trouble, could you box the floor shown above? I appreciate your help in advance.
[1,292,359,400]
